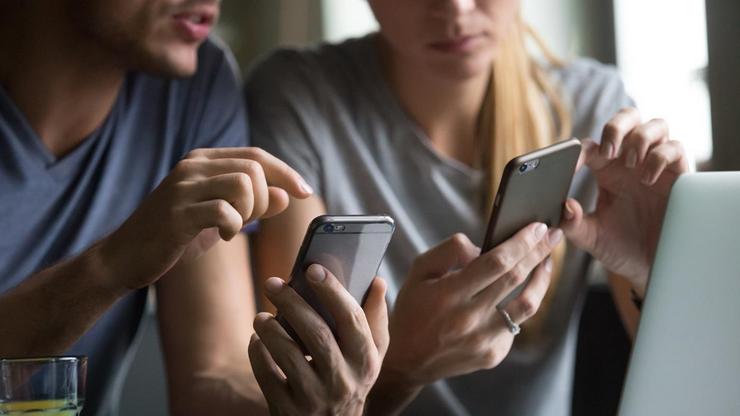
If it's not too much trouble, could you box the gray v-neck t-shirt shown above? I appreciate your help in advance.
[246,35,633,415]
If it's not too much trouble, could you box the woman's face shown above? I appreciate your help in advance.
[369,0,519,80]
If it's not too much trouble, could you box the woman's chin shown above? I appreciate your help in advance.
[426,56,493,82]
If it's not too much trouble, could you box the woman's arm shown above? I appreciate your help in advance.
[608,273,640,340]
[253,195,327,312]
[157,234,267,415]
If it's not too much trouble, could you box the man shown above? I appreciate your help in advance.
[0,1,389,414]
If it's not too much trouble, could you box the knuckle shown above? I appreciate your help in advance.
[329,377,353,404]
[449,233,469,251]
[309,325,335,349]
[450,313,477,337]
[232,172,252,190]
[507,265,528,287]
[519,295,540,319]
[173,158,196,176]
[467,331,490,353]
[481,347,502,369]
[244,146,267,160]
[214,199,233,219]
[185,148,207,160]
[357,353,381,384]
[244,159,265,177]
[487,251,513,273]
[348,304,369,329]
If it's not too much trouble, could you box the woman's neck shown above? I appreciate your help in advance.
[0,4,125,158]
[379,39,490,167]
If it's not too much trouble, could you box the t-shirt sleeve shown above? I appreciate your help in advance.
[244,50,327,197]
[556,58,636,144]
[182,39,249,153]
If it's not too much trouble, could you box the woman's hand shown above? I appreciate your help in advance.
[249,265,389,416]
[379,224,561,392]
[561,108,689,293]
[100,147,312,293]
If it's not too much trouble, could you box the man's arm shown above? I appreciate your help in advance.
[0,242,126,357]
[157,234,266,415]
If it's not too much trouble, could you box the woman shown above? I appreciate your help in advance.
[247,0,688,414]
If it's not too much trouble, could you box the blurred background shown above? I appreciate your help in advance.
[119,0,737,414]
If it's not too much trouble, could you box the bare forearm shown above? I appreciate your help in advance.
[170,367,268,416]
[608,273,640,340]
[366,367,423,416]
[0,241,125,357]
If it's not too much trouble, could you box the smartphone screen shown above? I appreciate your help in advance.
[279,215,394,349]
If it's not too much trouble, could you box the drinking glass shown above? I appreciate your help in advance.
[0,356,86,416]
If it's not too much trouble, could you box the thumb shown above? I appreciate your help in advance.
[560,198,599,252]
[363,277,390,358]
[409,234,480,283]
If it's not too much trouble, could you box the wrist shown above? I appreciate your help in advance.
[89,237,132,299]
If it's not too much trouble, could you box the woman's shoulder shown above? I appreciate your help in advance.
[549,58,628,104]
[245,35,378,97]
[547,58,635,139]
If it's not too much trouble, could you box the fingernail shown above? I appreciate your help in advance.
[549,229,563,246]
[264,277,284,294]
[602,142,614,159]
[545,257,553,272]
[300,180,314,195]
[641,171,654,185]
[626,150,637,168]
[306,264,326,283]
[534,223,548,240]
[564,202,575,220]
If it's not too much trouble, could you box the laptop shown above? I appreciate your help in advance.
[618,172,740,415]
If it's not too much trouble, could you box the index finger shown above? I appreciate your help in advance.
[189,147,313,199]
[457,222,548,295]
[600,107,641,160]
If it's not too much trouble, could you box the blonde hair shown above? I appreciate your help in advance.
[480,17,572,343]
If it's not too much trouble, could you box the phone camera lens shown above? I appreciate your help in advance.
[519,164,528,173]
[323,224,334,233]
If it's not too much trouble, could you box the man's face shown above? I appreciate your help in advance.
[72,0,220,77]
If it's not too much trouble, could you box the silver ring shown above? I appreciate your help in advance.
[498,308,521,336]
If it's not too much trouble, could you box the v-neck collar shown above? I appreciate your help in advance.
[362,35,485,182]
[0,81,125,180]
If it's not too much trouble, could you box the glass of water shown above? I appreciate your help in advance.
[0,356,86,415]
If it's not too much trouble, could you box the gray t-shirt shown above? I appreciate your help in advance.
[246,35,633,416]
[0,39,247,416]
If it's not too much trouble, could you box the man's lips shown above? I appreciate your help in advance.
[428,34,485,54]
[172,9,216,42]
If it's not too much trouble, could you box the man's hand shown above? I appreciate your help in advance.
[560,108,689,293]
[249,265,388,416]
[101,147,312,293]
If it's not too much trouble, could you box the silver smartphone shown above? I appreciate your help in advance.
[277,215,395,351]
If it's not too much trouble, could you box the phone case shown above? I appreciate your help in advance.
[276,215,395,354]
[482,138,581,252]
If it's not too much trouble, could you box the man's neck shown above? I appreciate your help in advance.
[0,5,125,158]
[380,40,489,167]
